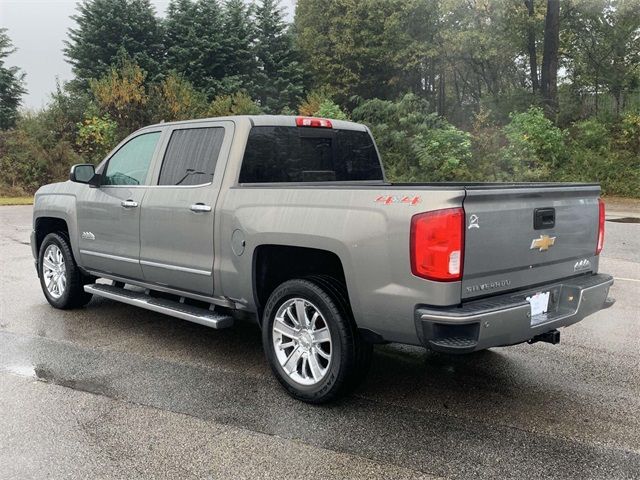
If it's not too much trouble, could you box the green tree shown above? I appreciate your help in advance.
[254,0,304,112]
[295,0,425,105]
[0,28,26,130]
[64,0,164,87]
[164,0,227,98]
[523,0,541,94]
[42,83,93,147]
[220,0,257,94]
[565,0,640,117]
[540,0,560,115]
[438,0,532,120]
[295,0,535,119]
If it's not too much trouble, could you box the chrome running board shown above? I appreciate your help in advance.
[84,283,234,329]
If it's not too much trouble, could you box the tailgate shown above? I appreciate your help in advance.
[461,185,600,299]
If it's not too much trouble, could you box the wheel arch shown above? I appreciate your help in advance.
[34,209,81,268]
[252,244,350,322]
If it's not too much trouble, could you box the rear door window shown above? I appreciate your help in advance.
[158,127,225,186]
[239,126,383,183]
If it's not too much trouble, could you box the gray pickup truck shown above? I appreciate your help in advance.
[31,115,614,403]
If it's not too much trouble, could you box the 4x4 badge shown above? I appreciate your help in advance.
[530,234,556,251]
[574,258,591,272]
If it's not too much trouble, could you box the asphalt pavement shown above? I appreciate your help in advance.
[0,205,638,479]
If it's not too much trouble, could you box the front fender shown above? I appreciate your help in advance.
[33,183,81,264]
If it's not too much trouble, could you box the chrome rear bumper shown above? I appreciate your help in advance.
[415,274,614,353]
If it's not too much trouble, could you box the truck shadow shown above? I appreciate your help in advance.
[59,296,580,413]
[99,296,590,415]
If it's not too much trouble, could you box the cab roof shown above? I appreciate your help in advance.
[145,115,367,132]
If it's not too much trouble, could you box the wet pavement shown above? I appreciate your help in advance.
[1,205,639,479]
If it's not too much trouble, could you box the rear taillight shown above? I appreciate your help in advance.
[296,116,333,128]
[596,198,605,255]
[410,208,465,282]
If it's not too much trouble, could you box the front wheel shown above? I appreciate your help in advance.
[38,232,93,309]
[262,278,370,403]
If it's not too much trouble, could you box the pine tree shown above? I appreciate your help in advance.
[253,0,304,113]
[164,0,226,99]
[0,28,26,130]
[220,0,257,94]
[294,0,436,105]
[64,0,164,87]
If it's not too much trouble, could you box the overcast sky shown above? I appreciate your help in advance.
[1,0,296,110]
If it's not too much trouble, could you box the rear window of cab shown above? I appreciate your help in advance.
[239,126,383,183]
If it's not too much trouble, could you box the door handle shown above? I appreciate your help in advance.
[121,199,139,209]
[190,203,212,213]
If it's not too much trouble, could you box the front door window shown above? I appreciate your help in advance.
[102,132,161,186]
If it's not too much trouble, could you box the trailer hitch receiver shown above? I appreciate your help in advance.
[528,329,560,345]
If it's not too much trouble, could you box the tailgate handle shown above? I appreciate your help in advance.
[534,207,555,230]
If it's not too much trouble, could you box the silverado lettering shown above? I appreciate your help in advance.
[465,280,512,293]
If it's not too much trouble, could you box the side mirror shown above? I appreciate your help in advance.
[69,164,96,185]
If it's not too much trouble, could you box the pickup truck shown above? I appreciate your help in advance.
[31,115,615,403]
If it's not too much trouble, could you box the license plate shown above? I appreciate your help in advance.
[526,291,550,317]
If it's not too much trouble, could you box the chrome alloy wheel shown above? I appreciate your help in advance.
[42,244,66,299]
[272,298,332,386]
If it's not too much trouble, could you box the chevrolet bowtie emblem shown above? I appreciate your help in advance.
[530,234,556,251]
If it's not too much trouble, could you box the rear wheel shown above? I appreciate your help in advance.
[38,232,93,309]
[262,278,371,403]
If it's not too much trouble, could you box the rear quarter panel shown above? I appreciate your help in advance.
[217,185,465,345]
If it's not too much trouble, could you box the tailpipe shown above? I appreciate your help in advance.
[528,329,560,345]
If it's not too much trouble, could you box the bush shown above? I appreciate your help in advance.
[298,87,334,116]
[502,107,567,181]
[0,127,82,194]
[89,57,150,135]
[568,118,610,152]
[0,87,94,193]
[0,129,48,192]
[149,72,208,122]
[352,94,429,181]
[76,115,118,164]
[618,112,640,154]
[560,117,640,197]
[413,123,472,181]
[469,108,507,181]
[207,91,262,116]
[315,99,348,120]
[353,94,472,181]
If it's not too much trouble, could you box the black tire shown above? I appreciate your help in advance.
[304,275,373,382]
[38,232,93,309]
[262,278,371,403]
